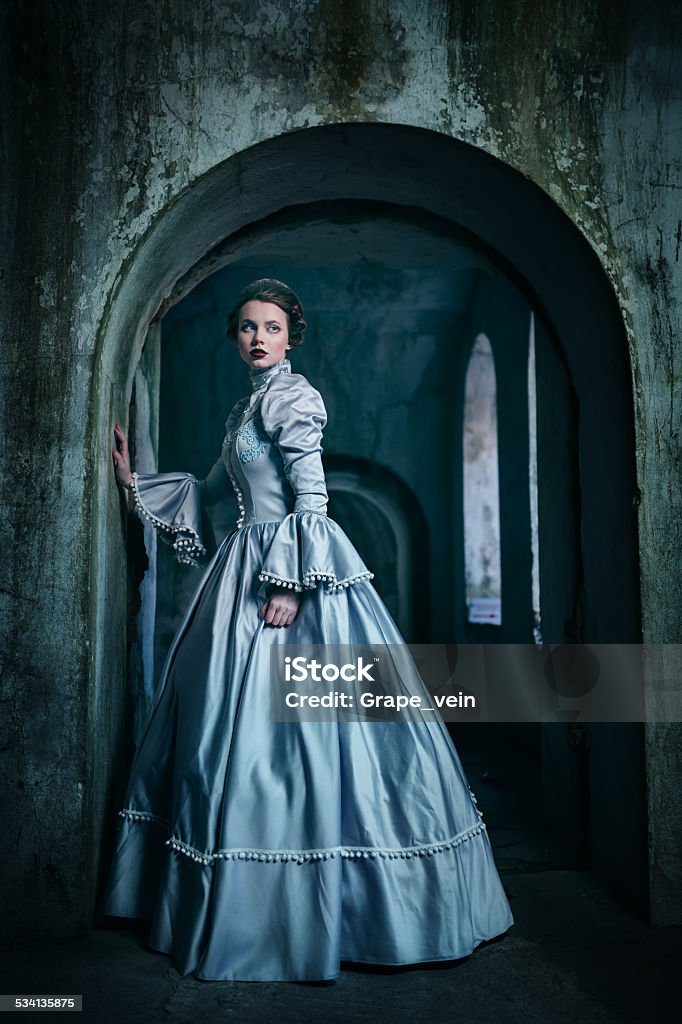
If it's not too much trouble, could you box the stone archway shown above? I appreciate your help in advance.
[90,123,643,926]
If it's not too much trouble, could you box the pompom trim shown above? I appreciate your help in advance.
[258,569,375,593]
[118,806,487,867]
[118,808,171,829]
[130,472,206,566]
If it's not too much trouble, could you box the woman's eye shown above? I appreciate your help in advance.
[267,324,280,333]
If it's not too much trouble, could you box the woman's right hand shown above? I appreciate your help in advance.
[113,423,133,488]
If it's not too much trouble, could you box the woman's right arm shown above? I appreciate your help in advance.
[196,452,233,507]
[113,423,134,509]
[113,423,133,487]
[112,422,207,565]
[112,417,235,563]
[113,423,232,503]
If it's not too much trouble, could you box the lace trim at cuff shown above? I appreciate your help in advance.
[118,807,487,866]
[257,569,375,593]
[130,472,206,566]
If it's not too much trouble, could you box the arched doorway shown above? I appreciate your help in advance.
[91,123,644,923]
[326,456,430,642]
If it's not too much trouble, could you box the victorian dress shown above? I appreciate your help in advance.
[101,356,514,981]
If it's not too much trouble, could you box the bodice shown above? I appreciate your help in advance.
[221,359,329,528]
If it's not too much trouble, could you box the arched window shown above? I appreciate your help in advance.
[463,333,502,625]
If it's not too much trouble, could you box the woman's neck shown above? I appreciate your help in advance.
[248,356,291,392]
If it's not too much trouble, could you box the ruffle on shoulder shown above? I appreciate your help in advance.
[130,471,207,566]
[257,511,374,593]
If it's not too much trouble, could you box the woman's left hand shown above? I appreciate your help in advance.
[261,586,301,627]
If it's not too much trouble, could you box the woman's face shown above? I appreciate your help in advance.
[235,300,292,370]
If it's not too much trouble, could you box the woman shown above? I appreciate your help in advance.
[102,278,514,982]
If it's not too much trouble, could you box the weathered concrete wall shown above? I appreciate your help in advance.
[0,0,679,937]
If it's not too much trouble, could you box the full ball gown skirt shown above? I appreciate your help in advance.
[101,359,514,981]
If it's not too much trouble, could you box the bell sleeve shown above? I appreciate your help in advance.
[129,446,233,567]
[256,373,374,593]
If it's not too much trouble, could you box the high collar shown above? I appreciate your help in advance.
[248,356,292,392]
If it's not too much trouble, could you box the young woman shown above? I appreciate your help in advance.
[102,278,514,982]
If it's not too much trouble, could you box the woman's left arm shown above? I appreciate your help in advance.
[257,374,373,598]
[260,373,329,515]
[257,375,328,626]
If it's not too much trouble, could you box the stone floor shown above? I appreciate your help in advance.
[3,738,678,1022]
[1,868,680,1023]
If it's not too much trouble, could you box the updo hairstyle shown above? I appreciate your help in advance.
[226,279,307,348]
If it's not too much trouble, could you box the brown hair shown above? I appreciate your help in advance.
[226,279,307,347]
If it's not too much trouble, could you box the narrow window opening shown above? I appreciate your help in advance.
[463,333,502,625]
[528,313,543,646]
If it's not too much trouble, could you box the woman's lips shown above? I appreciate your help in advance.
[251,350,267,357]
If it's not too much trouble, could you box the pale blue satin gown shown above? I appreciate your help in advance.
[101,356,514,981]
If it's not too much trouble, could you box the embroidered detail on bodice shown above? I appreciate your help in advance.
[223,397,251,451]
[237,417,269,463]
